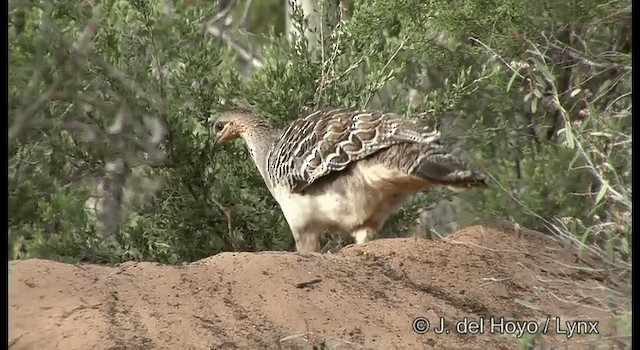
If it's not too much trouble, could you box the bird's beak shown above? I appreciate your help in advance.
[211,123,237,146]
[212,131,231,146]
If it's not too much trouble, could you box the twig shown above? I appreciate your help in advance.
[212,197,235,250]
[314,0,352,107]
[8,335,22,348]
[205,0,238,29]
[429,227,445,240]
[238,0,253,28]
[361,36,410,108]
[10,20,98,143]
[486,161,630,272]
[91,52,167,113]
[316,0,326,106]
[10,81,61,143]
[517,259,629,310]
[320,57,365,89]
[205,25,263,69]
[468,37,524,78]
[295,278,323,288]
[540,33,631,72]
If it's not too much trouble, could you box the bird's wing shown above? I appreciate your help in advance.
[266,108,441,193]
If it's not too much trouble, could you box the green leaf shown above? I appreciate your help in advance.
[594,183,608,206]
[531,97,538,113]
[570,88,581,98]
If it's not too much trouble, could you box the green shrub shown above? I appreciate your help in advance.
[9,0,631,266]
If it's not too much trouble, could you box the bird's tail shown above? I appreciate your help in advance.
[413,152,488,190]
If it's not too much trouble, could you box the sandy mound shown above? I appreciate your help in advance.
[9,224,630,349]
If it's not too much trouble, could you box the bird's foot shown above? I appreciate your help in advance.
[296,251,316,258]
[352,228,376,245]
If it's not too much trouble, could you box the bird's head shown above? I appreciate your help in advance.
[211,108,262,146]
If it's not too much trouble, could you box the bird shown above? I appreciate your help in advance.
[211,107,488,253]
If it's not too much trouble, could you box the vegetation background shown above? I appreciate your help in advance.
[9,0,630,274]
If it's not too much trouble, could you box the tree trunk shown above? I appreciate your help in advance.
[94,158,128,238]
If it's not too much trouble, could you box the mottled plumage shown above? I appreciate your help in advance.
[212,107,488,253]
[267,109,442,193]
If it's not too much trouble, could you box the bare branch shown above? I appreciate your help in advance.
[238,0,253,29]
[205,25,264,69]
[9,20,99,144]
[205,0,238,29]
[361,36,410,108]
[10,82,61,143]
[540,32,631,72]
[212,197,236,251]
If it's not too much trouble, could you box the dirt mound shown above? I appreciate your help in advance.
[9,224,630,349]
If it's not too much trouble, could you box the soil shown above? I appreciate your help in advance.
[9,223,630,350]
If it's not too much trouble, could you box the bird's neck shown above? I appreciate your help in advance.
[243,126,279,189]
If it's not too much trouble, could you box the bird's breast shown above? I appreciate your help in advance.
[273,185,375,233]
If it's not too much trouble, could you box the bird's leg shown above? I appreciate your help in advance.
[351,226,377,245]
[293,230,321,255]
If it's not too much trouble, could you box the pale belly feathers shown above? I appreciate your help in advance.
[271,163,428,235]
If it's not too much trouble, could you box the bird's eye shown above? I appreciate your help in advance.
[214,122,225,132]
